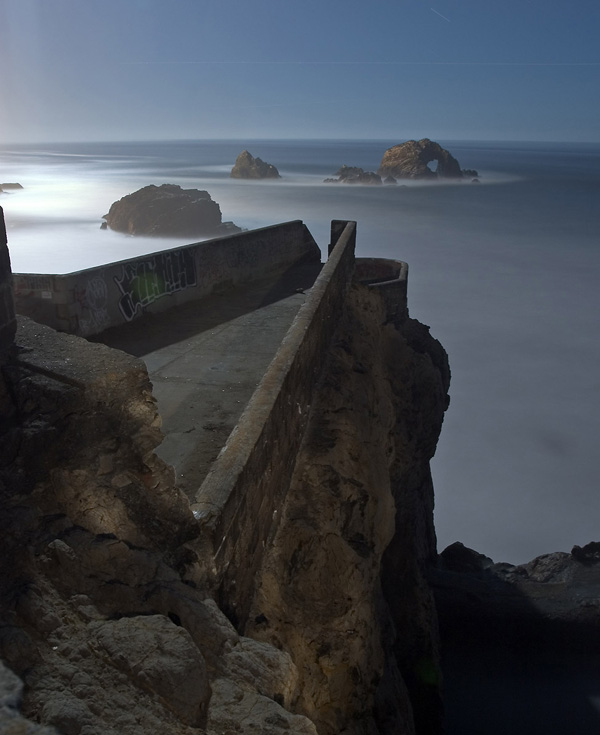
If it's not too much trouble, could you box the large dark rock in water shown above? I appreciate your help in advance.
[230,150,280,179]
[378,138,465,179]
[103,184,239,237]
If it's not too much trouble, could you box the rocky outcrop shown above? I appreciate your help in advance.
[0,183,23,192]
[0,274,450,732]
[324,165,382,185]
[431,542,600,734]
[247,283,450,735]
[103,184,241,237]
[433,541,600,650]
[379,139,471,179]
[0,317,316,735]
[231,150,280,179]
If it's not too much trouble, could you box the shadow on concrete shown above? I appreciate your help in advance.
[90,260,322,357]
[431,544,600,734]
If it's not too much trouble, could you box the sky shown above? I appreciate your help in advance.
[0,0,599,143]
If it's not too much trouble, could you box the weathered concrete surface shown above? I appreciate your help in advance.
[94,260,322,501]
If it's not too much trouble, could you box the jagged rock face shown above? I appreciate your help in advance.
[433,541,600,650]
[0,318,317,735]
[246,284,450,735]
[378,139,463,179]
[103,184,236,237]
[231,150,281,179]
[432,542,600,734]
[0,283,451,734]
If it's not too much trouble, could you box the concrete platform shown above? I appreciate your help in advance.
[93,260,322,500]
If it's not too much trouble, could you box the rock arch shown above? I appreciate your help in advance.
[378,138,463,179]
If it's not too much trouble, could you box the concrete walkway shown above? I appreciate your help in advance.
[94,261,322,500]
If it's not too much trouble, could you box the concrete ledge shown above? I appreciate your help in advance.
[355,257,408,324]
[190,221,357,627]
[13,221,321,337]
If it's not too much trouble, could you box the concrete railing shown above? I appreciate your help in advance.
[355,257,408,325]
[190,221,357,627]
[12,221,321,337]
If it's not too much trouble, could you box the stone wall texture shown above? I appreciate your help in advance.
[12,220,321,337]
[191,221,358,627]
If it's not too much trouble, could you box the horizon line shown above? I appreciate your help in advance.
[125,60,600,67]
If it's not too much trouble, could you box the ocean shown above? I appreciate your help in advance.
[1,138,598,564]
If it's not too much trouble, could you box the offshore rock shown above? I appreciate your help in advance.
[103,184,241,237]
[378,138,467,179]
[231,150,281,179]
[324,165,382,185]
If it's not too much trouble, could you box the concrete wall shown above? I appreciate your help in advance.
[190,221,357,627]
[355,257,408,325]
[12,221,321,337]
[0,207,16,356]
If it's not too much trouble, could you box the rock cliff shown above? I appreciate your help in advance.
[231,150,281,179]
[247,283,450,735]
[0,283,450,733]
[103,184,241,237]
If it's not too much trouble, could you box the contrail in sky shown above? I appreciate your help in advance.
[128,61,599,67]
[431,8,451,22]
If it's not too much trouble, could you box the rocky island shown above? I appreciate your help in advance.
[0,183,24,193]
[324,165,384,185]
[103,184,241,238]
[378,139,478,180]
[231,150,280,179]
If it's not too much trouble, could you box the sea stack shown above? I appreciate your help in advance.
[103,184,240,237]
[230,150,280,179]
[378,138,465,179]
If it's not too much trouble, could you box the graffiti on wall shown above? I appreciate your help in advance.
[114,249,197,321]
[75,276,111,334]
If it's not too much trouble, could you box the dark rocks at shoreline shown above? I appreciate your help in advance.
[379,138,477,180]
[432,541,600,733]
[324,165,382,185]
[103,184,241,238]
[230,150,280,179]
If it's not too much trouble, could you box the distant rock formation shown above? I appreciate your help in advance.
[324,165,382,185]
[103,184,241,237]
[230,150,280,179]
[378,138,476,179]
[0,183,23,193]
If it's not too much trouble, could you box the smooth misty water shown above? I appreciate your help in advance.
[1,139,598,564]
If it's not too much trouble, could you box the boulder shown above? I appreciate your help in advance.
[378,138,469,179]
[103,184,240,237]
[231,150,280,179]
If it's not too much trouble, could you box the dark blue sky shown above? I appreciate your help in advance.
[1,0,599,142]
